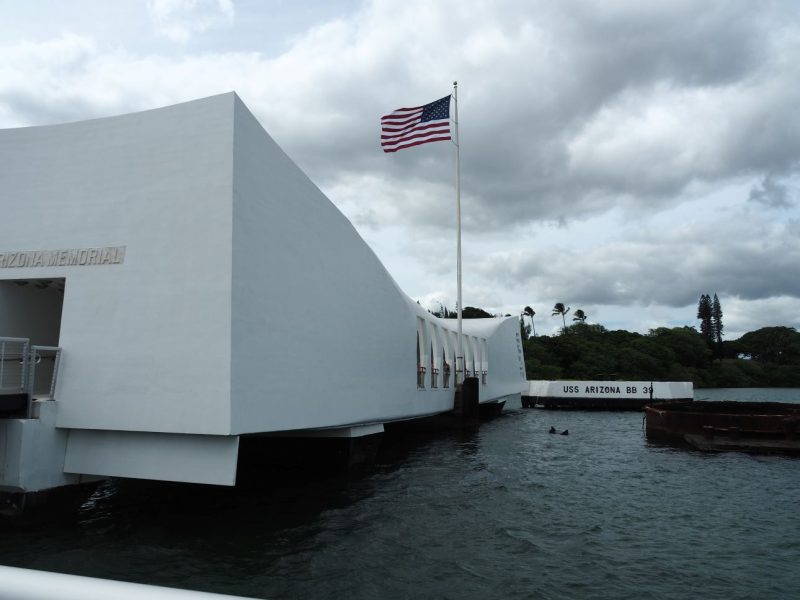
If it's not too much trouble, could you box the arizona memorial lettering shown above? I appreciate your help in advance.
[526,380,693,409]
[0,246,126,269]
[562,385,654,394]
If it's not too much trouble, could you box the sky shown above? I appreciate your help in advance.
[1,0,799,338]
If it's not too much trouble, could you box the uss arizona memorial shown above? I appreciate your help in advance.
[0,93,527,504]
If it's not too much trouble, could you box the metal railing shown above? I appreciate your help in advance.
[417,365,426,389]
[0,337,62,418]
[28,346,62,400]
[0,337,29,395]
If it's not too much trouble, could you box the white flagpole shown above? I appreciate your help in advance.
[453,81,463,383]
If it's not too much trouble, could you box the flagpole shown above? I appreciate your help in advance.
[453,81,463,383]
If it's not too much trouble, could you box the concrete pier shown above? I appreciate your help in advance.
[453,377,480,431]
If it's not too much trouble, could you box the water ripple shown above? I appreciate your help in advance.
[2,391,800,598]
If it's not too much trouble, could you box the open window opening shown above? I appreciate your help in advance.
[0,278,65,404]
[0,278,65,346]
[416,331,425,389]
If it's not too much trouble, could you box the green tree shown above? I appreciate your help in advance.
[648,327,710,368]
[737,327,800,365]
[552,302,570,331]
[440,306,492,319]
[572,309,587,323]
[461,306,493,319]
[711,293,723,344]
[523,321,800,388]
[697,294,713,346]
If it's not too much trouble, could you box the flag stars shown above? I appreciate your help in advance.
[381,95,452,153]
[420,96,451,123]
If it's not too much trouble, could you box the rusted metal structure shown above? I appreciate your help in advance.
[645,400,800,455]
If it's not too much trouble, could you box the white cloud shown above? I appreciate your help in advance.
[721,296,800,339]
[1,0,800,335]
[146,0,234,43]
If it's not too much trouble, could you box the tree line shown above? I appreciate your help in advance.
[517,295,800,388]
[427,297,799,387]
[521,303,587,339]
[521,323,800,387]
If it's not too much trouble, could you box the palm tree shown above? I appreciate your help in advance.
[551,302,570,330]
[523,306,536,338]
[572,309,587,324]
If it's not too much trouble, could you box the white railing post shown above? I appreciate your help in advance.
[50,348,62,398]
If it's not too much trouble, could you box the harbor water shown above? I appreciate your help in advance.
[1,388,799,599]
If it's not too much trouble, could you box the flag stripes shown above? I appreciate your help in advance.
[380,95,451,153]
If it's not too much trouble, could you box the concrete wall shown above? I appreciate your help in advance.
[64,429,239,486]
[0,401,81,493]
[0,95,235,435]
[465,317,528,401]
[228,98,527,433]
[229,98,426,434]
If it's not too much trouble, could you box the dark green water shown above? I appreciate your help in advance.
[1,388,799,599]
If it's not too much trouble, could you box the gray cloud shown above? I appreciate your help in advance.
[298,0,800,231]
[749,173,796,208]
[3,2,799,233]
[1,0,800,329]
[474,213,800,308]
[723,295,800,338]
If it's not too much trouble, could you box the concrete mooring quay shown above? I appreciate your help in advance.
[522,380,693,409]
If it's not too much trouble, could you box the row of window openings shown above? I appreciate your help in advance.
[416,348,488,389]
[416,362,488,389]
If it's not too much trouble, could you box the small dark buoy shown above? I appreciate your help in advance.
[560,429,569,436]
[549,426,557,434]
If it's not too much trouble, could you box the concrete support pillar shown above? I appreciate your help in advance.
[453,377,480,431]
[343,433,383,470]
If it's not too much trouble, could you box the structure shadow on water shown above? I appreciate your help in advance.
[0,425,490,597]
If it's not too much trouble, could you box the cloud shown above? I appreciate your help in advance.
[3,2,799,229]
[274,0,800,231]
[473,212,800,308]
[1,0,800,335]
[748,173,796,208]
[146,0,234,43]
[721,295,800,339]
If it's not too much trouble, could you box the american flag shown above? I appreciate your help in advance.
[380,95,452,153]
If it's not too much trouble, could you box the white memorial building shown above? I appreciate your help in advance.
[0,93,526,503]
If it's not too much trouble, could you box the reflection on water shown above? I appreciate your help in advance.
[695,387,800,403]
[2,391,800,599]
